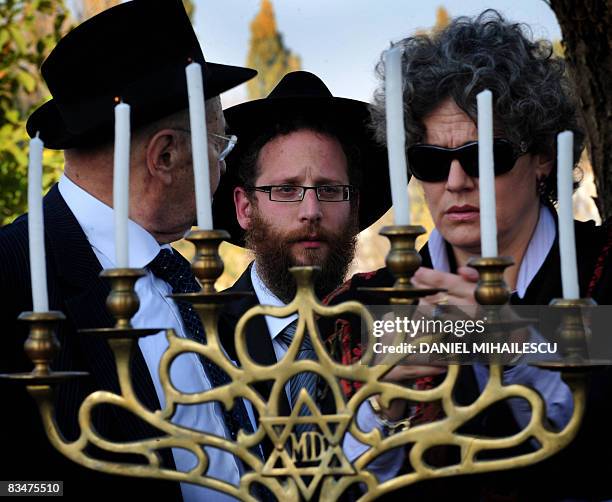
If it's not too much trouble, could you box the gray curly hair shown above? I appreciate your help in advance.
[371,9,584,203]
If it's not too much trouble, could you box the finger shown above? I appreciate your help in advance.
[423,292,448,304]
[458,266,479,282]
[419,285,475,305]
[447,286,477,305]
[418,296,435,306]
[414,267,465,291]
[383,365,447,382]
[413,267,448,289]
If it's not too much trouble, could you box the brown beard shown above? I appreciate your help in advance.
[245,208,359,303]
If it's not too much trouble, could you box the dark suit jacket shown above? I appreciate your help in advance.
[0,185,181,500]
[219,266,292,418]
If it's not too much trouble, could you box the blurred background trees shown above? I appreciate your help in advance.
[246,0,301,99]
[0,0,72,225]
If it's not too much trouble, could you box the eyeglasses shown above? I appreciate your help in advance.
[406,139,526,182]
[209,133,237,162]
[172,128,237,162]
[246,185,355,202]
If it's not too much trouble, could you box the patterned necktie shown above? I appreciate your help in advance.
[278,320,319,434]
[148,249,259,449]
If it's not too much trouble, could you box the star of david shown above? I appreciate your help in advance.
[260,390,355,499]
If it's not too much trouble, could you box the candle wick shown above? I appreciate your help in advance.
[35,131,40,139]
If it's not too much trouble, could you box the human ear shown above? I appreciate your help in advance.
[535,153,554,180]
[234,186,254,230]
[145,129,186,185]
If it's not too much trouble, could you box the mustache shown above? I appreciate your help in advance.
[285,225,333,243]
[245,212,358,303]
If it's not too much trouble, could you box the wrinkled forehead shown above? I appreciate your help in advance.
[255,129,349,184]
[422,98,478,147]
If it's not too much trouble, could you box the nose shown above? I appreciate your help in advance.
[446,159,476,193]
[298,187,322,224]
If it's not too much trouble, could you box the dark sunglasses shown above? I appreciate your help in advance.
[407,139,526,182]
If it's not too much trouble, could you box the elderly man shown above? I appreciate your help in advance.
[327,9,612,501]
[212,72,404,478]
[0,1,256,500]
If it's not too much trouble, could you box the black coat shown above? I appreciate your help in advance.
[0,185,181,501]
[218,266,292,419]
[323,218,612,501]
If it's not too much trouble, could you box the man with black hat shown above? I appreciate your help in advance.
[0,1,257,500]
[213,71,403,478]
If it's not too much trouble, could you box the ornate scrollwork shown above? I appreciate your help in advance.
[2,228,590,501]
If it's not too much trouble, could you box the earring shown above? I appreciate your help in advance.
[537,176,548,197]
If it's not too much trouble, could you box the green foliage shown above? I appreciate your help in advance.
[0,0,72,225]
[246,0,301,99]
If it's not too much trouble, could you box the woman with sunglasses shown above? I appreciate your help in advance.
[325,9,612,501]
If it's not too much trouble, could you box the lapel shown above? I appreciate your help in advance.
[220,266,291,416]
[43,185,176,467]
[513,218,602,305]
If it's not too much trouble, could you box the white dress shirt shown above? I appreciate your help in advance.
[59,175,241,502]
[428,205,573,429]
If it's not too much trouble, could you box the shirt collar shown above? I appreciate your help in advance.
[58,174,166,269]
[250,262,298,339]
[428,205,556,299]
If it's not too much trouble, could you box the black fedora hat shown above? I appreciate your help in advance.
[212,71,394,247]
[26,0,257,150]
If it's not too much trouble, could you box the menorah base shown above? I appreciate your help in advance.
[79,327,162,339]
[0,371,88,385]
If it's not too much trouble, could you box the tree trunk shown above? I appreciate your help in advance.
[549,0,612,220]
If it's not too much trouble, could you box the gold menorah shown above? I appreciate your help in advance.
[1,225,591,501]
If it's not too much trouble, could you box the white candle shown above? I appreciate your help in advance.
[186,62,213,230]
[113,101,130,268]
[28,133,49,312]
[384,47,411,225]
[557,131,580,299]
[477,90,498,257]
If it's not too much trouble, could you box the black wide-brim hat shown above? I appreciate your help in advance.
[212,71,394,247]
[26,0,256,149]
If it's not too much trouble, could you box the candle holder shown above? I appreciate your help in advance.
[0,311,87,385]
[186,229,228,294]
[468,256,513,307]
[171,228,253,306]
[535,298,602,370]
[359,225,446,304]
[80,268,162,340]
[467,256,536,366]
[467,256,538,336]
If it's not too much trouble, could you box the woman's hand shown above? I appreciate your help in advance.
[370,267,478,421]
[412,266,479,306]
[370,266,479,420]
